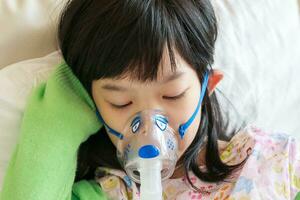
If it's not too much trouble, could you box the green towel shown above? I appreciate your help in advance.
[0,61,108,200]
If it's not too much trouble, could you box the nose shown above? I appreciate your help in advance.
[138,145,160,158]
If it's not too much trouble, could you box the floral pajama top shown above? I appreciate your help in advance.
[94,125,300,200]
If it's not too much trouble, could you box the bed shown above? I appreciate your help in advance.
[0,0,299,189]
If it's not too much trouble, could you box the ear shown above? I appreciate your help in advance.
[207,69,223,96]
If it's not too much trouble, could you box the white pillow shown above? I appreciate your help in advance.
[0,51,62,188]
[211,0,300,138]
[0,0,65,69]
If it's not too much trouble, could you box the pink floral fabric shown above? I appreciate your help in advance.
[94,125,300,200]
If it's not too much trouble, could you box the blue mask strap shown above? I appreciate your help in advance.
[178,71,210,139]
[95,109,124,140]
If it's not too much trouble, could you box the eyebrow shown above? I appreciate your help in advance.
[101,71,185,92]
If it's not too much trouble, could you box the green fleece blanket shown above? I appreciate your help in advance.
[0,61,108,200]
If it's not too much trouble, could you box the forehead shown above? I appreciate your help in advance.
[106,48,193,84]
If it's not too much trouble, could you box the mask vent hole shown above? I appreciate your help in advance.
[161,168,168,174]
[133,170,140,177]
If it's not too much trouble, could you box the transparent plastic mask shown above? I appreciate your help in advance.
[116,109,178,184]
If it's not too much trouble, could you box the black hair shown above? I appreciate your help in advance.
[57,0,249,191]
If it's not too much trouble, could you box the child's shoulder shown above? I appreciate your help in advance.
[230,125,300,199]
[220,124,298,165]
[243,124,297,152]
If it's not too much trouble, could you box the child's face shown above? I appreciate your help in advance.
[92,52,202,160]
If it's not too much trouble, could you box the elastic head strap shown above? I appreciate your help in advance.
[178,71,210,139]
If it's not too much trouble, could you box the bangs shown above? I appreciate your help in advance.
[58,0,217,93]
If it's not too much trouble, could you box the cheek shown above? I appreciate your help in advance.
[92,88,128,146]
[168,89,202,157]
[97,104,127,146]
[105,126,119,147]
[176,109,201,157]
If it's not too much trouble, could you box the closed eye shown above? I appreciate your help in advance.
[110,102,132,109]
[110,88,189,109]
[110,94,184,109]
[163,91,186,100]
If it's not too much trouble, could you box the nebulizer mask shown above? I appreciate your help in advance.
[95,71,209,200]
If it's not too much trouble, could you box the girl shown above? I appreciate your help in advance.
[1,0,299,199]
